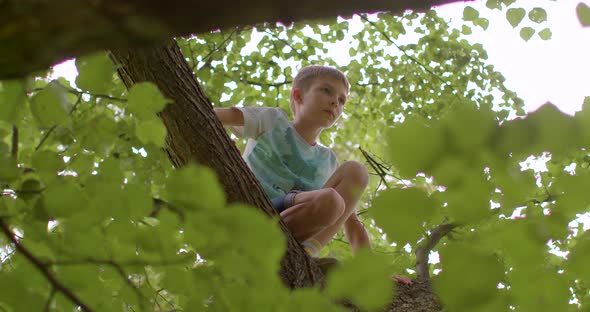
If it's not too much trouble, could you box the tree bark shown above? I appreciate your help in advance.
[1,0,467,79]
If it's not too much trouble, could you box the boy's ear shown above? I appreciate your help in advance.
[292,88,303,104]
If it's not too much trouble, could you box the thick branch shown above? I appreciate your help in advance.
[415,223,457,281]
[1,0,467,79]
[0,219,94,312]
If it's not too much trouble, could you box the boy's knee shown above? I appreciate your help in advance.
[340,161,369,188]
[315,188,345,224]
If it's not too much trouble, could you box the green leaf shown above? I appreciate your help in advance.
[577,2,590,27]
[506,8,526,28]
[77,113,117,155]
[370,187,436,245]
[434,243,504,311]
[326,250,393,311]
[538,28,552,40]
[444,171,493,223]
[528,7,547,23]
[567,231,590,281]
[485,0,502,10]
[32,150,64,179]
[75,52,114,94]
[18,178,43,202]
[122,183,153,219]
[127,82,171,120]
[510,268,570,311]
[443,105,496,156]
[0,80,26,123]
[43,178,87,218]
[527,103,579,153]
[0,155,19,184]
[199,204,286,279]
[288,288,346,312]
[462,25,473,35]
[519,27,535,41]
[136,118,167,147]
[386,119,446,177]
[463,6,480,22]
[30,82,70,128]
[475,17,490,30]
[166,163,225,211]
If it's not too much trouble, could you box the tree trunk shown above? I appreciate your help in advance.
[110,40,444,311]
[1,0,465,79]
[110,40,324,289]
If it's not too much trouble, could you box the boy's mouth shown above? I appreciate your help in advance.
[323,110,335,118]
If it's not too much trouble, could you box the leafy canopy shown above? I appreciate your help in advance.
[1,3,590,311]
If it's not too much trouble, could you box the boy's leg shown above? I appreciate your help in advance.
[279,187,346,242]
[279,161,369,248]
[309,160,369,247]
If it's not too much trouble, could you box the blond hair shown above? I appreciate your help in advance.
[290,65,350,115]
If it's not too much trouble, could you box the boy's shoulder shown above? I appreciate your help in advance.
[241,106,288,116]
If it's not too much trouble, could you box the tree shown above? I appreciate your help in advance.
[2,1,590,311]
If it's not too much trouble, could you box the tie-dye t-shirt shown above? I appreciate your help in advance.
[229,107,338,199]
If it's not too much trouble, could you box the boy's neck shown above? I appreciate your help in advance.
[291,120,322,146]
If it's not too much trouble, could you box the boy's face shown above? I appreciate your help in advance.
[293,76,348,129]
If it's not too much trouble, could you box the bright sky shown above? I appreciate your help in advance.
[53,0,589,115]
[435,0,590,115]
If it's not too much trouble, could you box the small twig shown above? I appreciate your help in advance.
[35,94,82,152]
[44,288,56,312]
[155,288,177,310]
[143,269,163,312]
[45,257,188,268]
[112,263,146,311]
[35,126,57,151]
[356,81,380,87]
[11,125,18,159]
[359,147,390,189]
[222,72,291,89]
[196,27,243,71]
[32,86,126,103]
[264,30,306,59]
[149,198,185,222]
[360,14,460,98]
[415,223,457,281]
[0,219,94,312]
[0,249,16,263]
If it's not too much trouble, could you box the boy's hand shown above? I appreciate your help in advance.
[392,275,413,285]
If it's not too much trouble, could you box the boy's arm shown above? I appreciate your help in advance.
[214,107,244,127]
[344,213,371,254]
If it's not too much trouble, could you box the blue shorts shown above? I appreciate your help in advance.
[271,191,301,213]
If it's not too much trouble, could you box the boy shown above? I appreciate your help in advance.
[216,65,412,285]
[214,65,371,257]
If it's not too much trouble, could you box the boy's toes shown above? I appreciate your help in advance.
[392,275,413,285]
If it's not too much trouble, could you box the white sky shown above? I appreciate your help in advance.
[435,0,590,115]
[53,0,589,115]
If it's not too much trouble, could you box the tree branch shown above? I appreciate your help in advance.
[360,14,460,97]
[196,27,244,71]
[45,257,189,268]
[11,125,18,159]
[415,223,457,281]
[35,94,82,151]
[1,0,463,79]
[0,219,94,312]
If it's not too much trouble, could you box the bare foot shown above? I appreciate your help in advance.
[392,275,413,285]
